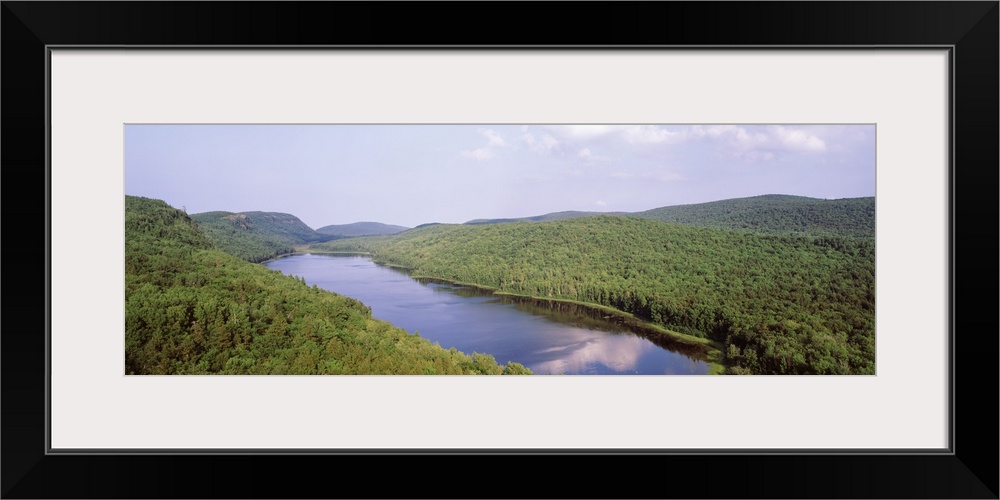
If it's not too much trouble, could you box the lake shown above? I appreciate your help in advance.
[264,254,708,375]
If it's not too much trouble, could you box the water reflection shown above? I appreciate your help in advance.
[265,254,709,375]
[493,295,710,361]
[415,279,709,365]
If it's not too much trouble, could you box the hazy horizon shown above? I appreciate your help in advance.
[125,124,875,228]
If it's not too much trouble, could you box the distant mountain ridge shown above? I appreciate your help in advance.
[193,211,327,241]
[190,210,332,263]
[634,195,875,238]
[313,213,876,374]
[189,210,411,262]
[466,210,629,225]
[316,221,409,238]
[464,194,875,238]
[190,194,874,262]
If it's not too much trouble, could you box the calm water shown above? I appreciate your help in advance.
[264,254,708,375]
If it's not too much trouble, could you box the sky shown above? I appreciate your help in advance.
[124,124,875,229]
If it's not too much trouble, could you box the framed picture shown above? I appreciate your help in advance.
[4,2,996,498]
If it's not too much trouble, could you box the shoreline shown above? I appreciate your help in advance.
[322,252,730,374]
[256,249,371,264]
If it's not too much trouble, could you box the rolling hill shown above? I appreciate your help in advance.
[465,210,627,225]
[633,194,875,238]
[190,210,331,263]
[125,195,531,375]
[462,194,875,239]
[312,215,875,375]
[316,221,409,238]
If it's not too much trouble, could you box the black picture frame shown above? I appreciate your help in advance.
[3,2,997,498]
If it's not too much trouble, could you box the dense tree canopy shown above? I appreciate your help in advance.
[126,196,531,375]
[316,221,409,237]
[312,215,875,375]
[130,192,876,376]
[190,210,333,263]
[633,195,876,238]
[463,195,876,239]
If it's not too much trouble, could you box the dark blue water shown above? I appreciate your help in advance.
[264,254,708,375]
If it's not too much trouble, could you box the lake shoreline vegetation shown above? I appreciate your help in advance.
[236,243,744,370]
[309,197,876,375]
[223,243,721,368]
[376,267,722,369]
[125,193,875,375]
[125,196,531,375]
[257,249,724,373]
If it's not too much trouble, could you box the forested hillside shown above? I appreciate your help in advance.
[461,195,875,239]
[316,221,409,238]
[190,210,329,263]
[125,196,531,375]
[465,210,627,225]
[633,195,876,238]
[312,216,875,375]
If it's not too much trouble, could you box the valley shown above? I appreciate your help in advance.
[126,193,875,375]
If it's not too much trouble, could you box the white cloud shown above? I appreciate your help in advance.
[621,125,686,144]
[522,124,827,164]
[547,125,622,140]
[544,124,689,146]
[461,148,494,161]
[697,125,738,137]
[461,128,507,161]
[595,200,607,207]
[737,151,777,164]
[771,125,827,152]
[692,124,826,152]
[479,128,506,147]
[689,125,827,162]
[523,132,559,154]
[734,127,769,147]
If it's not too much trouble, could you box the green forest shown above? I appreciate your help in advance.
[463,195,874,239]
[125,196,531,375]
[633,195,875,238]
[127,192,876,376]
[311,215,875,375]
[316,221,410,238]
[190,210,332,263]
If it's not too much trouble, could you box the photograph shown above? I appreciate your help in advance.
[125,123,876,376]
[3,0,995,496]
